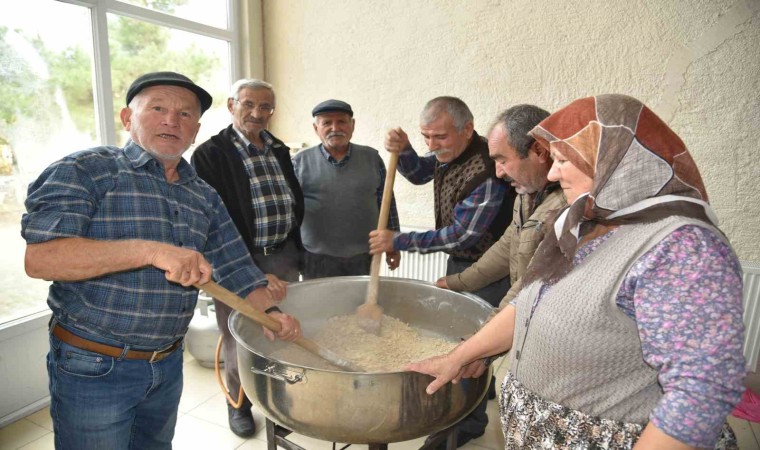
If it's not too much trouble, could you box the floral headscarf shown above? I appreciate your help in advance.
[523,94,718,284]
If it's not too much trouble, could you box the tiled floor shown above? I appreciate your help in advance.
[0,349,505,450]
[2,350,759,450]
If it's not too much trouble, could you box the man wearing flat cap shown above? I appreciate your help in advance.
[22,71,301,449]
[191,79,304,437]
[292,99,401,279]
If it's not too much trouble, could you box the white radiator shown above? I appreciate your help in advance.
[742,261,760,372]
[380,250,448,283]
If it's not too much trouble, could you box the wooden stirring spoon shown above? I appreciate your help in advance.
[356,151,399,335]
[196,281,363,372]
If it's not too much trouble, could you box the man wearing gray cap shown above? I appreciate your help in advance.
[191,78,304,437]
[22,71,301,449]
[292,99,401,278]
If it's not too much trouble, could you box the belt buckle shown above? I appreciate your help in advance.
[149,340,177,363]
[149,350,161,364]
[263,246,273,256]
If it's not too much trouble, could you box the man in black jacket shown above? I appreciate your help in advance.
[191,79,304,438]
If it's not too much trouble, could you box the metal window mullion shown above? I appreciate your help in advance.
[228,0,240,82]
[89,1,117,145]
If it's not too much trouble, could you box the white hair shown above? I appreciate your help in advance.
[229,79,275,105]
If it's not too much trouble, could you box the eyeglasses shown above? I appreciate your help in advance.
[234,99,275,115]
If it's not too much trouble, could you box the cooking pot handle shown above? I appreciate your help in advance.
[250,362,306,385]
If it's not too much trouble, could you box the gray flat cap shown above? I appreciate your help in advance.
[311,99,353,117]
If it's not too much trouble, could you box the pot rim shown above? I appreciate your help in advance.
[229,275,491,374]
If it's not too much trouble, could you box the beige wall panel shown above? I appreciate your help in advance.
[261,0,760,261]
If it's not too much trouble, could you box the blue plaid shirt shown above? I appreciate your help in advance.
[21,141,267,347]
[394,147,506,253]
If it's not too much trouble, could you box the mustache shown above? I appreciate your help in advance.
[428,148,452,156]
[327,132,347,139]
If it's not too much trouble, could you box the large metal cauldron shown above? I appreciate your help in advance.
[230,276,492,444]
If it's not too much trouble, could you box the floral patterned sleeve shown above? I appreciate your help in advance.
[617,225,746,448]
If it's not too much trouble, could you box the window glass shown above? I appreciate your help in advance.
[0,0,97,324]
[108,14,232,154]
[117,0,229,30]
[1,0,235,325]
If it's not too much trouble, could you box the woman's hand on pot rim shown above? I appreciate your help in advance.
[405,354,464,395]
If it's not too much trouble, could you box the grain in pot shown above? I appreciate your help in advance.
[270,314,458,372]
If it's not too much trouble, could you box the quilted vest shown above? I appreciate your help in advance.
[509,216,722,423]
[433,133,512,261]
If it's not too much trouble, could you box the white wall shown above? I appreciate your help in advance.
[4,0,759,426]
[261,0,760,262]
[0,312,50,427]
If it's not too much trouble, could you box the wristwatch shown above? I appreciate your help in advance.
[264,306,282,314]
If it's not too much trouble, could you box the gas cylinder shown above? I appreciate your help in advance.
[186,292,224,368]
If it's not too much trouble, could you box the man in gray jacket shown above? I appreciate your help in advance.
[439,104,565,307]
[292,99,400,278]
[437,104,567,404]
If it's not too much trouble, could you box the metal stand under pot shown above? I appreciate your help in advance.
[264,418,458,450]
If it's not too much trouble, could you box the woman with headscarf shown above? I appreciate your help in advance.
[407,94,745,449]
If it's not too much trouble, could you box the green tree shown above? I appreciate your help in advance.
[0,26,58,176]
[35,37,95,135]
[4,0,219,143]
[0,27,54,136]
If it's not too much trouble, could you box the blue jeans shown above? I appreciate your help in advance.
[442,257,508,440]
[48,327,184,450]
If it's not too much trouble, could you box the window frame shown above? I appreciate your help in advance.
[0,0,248,424]
[56,0,241,146]
[0,0,245,327]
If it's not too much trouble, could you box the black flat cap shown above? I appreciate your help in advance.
[311,99,353,117]
[126,71,213,114]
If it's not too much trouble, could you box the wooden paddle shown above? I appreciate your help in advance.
[356,152,399,334]
[196,281,363,372]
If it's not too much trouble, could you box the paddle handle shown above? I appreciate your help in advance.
[366,152,399,306]
[197,281,281,331]
[196,281,362,371]
[376,152,398,231]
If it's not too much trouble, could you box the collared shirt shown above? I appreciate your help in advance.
[292,143,400,231]
[21,141,266,347]
[231,128,296,247]
[393,148,506,253]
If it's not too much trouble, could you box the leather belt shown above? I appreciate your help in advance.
[252,238,288,256]
[52,324,182,363]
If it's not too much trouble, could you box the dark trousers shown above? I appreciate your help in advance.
[446,256,510,308]
[302,250,372,279]
[444,256,509,439]
[215,237,301,410]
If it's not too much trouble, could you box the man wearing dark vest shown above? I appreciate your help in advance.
[369,96,516,448]
[293,99,400,278]
[191,79,304,438]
